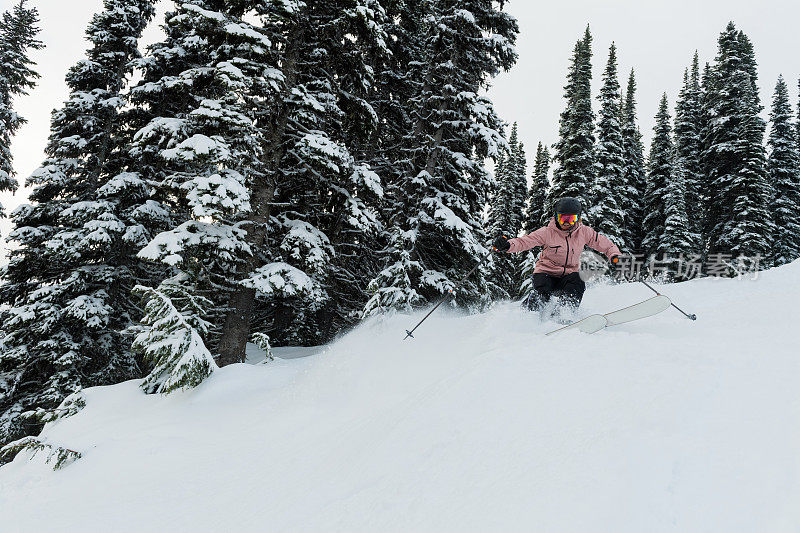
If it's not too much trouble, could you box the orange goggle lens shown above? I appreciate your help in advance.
[557,213,578,225]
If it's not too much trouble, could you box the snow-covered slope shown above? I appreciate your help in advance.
[3,263,800,532]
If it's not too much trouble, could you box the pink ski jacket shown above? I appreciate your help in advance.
[506,219,622,277]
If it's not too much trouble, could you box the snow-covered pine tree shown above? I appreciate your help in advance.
[241,0,389,349]
[548,25,595,215]
[698,60,715,243]
[132,274,217,395]
[657,158,695,279]
[797,78,800,158]
[702,23,772,272]
[519,142,550,298]
[725,72,773,270]
[0,0,43,213]
[487,126,514,298]
[132,0,294,364]
[0,0,156,452]
[488,125,518,237]
[352,0,428,310]
[673,52,704,252]
[525,142,550,232]
[488,124,527,296]
[363,0,518,315]
[642,94,674,258]
[591,42,626,250]
[767,76,800,265]
[488,147,508,236]
[511,140,528,235]
[620,69,646,251]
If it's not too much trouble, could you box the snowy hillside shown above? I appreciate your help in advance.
[2,262,800,532]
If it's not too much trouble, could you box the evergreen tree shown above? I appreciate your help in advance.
[519,142,550,298]
[673,52,704,251]
[488,124,520,238]
[702,23,772,271]
[132,274,217,395]
[0,0,156,451]
[246,0,389,348]
[659,158,695,279]
[131,0,306,361]
[489,149,508,231]
[642,94,673,257]
[797,77,800,168]
[524,142,550,231]
[487,123,527,296]
[767,76,800,265]
[364,1,518,316]
[591,43,626,249]
[548,25,595,215]
[0,0,43,212]
[620,69,646,251]
[511,139,528,235]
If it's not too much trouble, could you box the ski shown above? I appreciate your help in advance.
[545,295,671,336]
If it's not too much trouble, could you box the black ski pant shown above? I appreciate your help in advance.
[525,272,586,311]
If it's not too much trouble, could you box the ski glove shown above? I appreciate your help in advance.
[609,255,621,271]
[492,234,511,252]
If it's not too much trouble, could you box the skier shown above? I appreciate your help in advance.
[492,197,622,311]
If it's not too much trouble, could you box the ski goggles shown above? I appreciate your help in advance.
[557,213,579,226]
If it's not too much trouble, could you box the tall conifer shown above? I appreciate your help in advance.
[620,69,646,251]
[548,26,595,214]
[0,0,156,450]
[591,43,626,248]
[642,94,674,257]
[525,143,550,232]
[674,52,704,251]
[0,0,43,211]
[364,1,518,315]
[702,23,772,271]
[767,76,800,265]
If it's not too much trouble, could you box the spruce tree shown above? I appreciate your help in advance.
[511,139,528,236]
[490,148,508,231]
[488,124,521,239]
[0,0,156,451]
[642,94,674,258]
[519,142,550,298]
[673,52,704,251]
[591,43,626,249]
[702,23,772,271]
[248,0,389,347]
[525,142,550,231]
[767,76,800,265]
[487,124,526,298]
[548,25,595,215]
[132,274,217,395]
[620,69,646,251]
[658,159,695,279]
[364,0,518,315]
[0,0,43,212]
[797,78,800,157]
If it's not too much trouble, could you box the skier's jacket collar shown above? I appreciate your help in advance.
[505,217,622,277]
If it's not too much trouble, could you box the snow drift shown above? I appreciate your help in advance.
[2,262,800,532]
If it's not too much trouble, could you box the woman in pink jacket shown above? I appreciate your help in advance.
[492,197,622,311]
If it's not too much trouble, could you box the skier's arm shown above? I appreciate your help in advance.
[584,227,622,260]
[506,227,547,253]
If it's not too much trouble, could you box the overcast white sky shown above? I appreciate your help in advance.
[2,0,799,248]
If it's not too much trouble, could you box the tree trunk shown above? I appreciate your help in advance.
[216,29,302,366]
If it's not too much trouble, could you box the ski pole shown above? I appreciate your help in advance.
[404,249,494,340]
[639,279,697,320]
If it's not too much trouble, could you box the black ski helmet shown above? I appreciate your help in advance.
[554,197,582,219]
